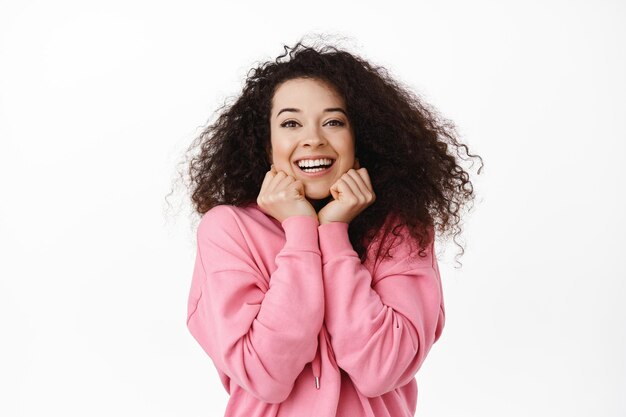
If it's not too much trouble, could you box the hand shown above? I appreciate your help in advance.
[317,159,376,225]
[257,165,317,223]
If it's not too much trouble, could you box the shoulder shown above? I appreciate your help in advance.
[365,214,436,272]
[197,203,275,240]
[198,205,238,234]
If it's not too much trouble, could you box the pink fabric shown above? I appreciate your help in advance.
[186,202,445,417]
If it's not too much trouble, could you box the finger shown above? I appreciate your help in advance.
[344,169,369,198]
[348,168,375,204]
[356,167,374,194]
[287,179,305,199]
[329,179,341,200]
[267,169,289,193]
[270,173,298,199]
[331,178,358,204]
[274,172,296,193]
[259,168,277,195]
[340,171,366,200]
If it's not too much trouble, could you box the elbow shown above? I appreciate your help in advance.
[352,379,395,398]
[342,361,403,398]
[347,352,424,398]
[249,382,293,404]
[352,374,417,398]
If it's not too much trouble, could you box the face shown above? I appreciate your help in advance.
[269,77,356,201]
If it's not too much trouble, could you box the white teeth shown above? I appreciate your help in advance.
[302,167,327,173]
[297,158,334,168]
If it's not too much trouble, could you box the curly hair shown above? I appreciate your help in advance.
[182,39,483,267]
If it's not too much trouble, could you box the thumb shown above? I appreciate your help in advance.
[329,182,340,200]
[353,158,360,170]
[292,180,306,198]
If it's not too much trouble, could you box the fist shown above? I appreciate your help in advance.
[256,165,317,223]
[317,164,376,225]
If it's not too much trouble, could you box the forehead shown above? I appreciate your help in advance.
[271,78,344,112]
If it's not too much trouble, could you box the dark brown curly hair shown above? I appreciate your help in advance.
[181,40,483,267]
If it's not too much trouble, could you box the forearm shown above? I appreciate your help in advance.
[318,221,444,397]
[187,209,325,403]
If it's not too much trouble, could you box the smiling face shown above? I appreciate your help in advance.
[269,77,356,201]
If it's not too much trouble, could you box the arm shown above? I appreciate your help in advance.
[318,221,445,398]
[186,207,324,403]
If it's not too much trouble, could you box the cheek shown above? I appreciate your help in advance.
[271,146,287,163]
[270,137,294,162]
[270,148,294,173]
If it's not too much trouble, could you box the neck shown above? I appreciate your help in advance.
[308,195,332,213]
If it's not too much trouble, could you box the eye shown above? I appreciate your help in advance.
[280,120,299,128]
[325,119,345,127]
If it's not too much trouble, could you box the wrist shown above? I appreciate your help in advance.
[283,213,319,223]
[319,218,350,225]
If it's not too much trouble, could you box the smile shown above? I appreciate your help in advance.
[294,158,335,177]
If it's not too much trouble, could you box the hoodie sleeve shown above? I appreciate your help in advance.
[318,220,445,398]
[186,207,325,404]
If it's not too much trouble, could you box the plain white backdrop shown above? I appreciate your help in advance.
[1,0,624,416]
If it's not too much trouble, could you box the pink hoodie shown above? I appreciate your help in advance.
[186,202,445,417]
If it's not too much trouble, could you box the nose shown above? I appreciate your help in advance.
[302,125,328,148]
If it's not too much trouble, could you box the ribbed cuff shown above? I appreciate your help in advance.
[318,221,354,264]
[281,215,320,251]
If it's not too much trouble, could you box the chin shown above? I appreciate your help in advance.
[306,189,331,200]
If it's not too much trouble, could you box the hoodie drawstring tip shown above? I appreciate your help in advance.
[314,376,320,389]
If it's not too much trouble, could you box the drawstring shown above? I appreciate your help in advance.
[312,344,321,389]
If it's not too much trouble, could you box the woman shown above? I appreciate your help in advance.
[185,41,482,417]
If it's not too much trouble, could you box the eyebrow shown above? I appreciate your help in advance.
[276,107,347,118]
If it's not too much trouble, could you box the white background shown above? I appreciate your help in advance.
[1,0,624,416]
